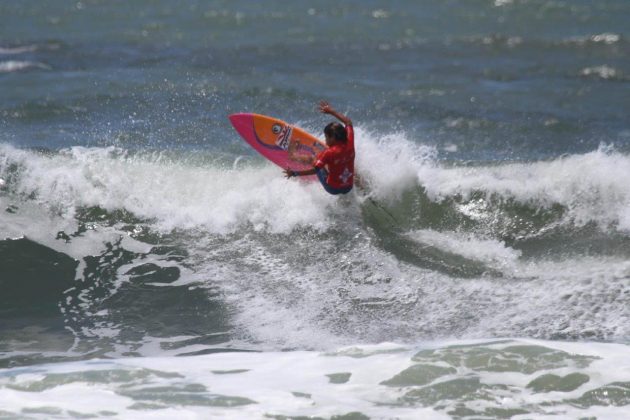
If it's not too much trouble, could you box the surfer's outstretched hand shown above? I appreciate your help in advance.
[283,168,295,178]
[318,101,333,114]
[318,100,352,126]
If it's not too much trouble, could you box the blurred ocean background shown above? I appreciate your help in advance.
[1,1,630,418]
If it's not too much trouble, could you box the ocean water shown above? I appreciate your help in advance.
[1,1,630,418]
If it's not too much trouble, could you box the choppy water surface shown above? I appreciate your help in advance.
[1,1,630,418]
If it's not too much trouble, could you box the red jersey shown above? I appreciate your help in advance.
[314,125,355,189]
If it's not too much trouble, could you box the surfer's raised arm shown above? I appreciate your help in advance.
[284,100,355,195]
[319,101,352,127]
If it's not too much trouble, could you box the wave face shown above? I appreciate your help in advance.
[2,139,630,356]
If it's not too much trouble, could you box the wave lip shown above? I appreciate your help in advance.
[417,145,630,234]
[0,144,338,234]
[4,139,630,237]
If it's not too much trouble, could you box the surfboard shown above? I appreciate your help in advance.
[228,113,327,175]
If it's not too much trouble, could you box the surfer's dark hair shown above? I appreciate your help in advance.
[324,122,347,142]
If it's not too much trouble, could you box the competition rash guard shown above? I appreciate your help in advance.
[313,125,354,190]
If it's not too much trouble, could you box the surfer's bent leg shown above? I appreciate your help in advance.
[315,168,352,195]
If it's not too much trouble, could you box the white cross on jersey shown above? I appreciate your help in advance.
[339,167,352,184]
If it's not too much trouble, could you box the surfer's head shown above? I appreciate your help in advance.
[324,122,347,146]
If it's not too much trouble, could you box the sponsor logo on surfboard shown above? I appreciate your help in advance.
[275,125,292,150]
[272,124,282,134]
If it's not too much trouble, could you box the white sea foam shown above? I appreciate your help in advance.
[0,60,50,73]
[3,138,630,234]
[202,223,630,349]
[567,33,622,46]
[354,127,436,201]
[1,129,431,236]
[0,144,344,234]
[407,229,522,272]
[211,224,630,349]
[0,339,628,419]
[580,64,622,80]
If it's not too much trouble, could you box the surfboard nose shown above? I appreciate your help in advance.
[228,113,255,139]
[228,113,247,128]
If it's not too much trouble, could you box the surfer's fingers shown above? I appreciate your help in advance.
[318,100,331,113]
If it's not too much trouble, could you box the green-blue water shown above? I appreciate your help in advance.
[1,1,630,418]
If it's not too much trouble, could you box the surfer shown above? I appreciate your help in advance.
[284,101,355,195]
